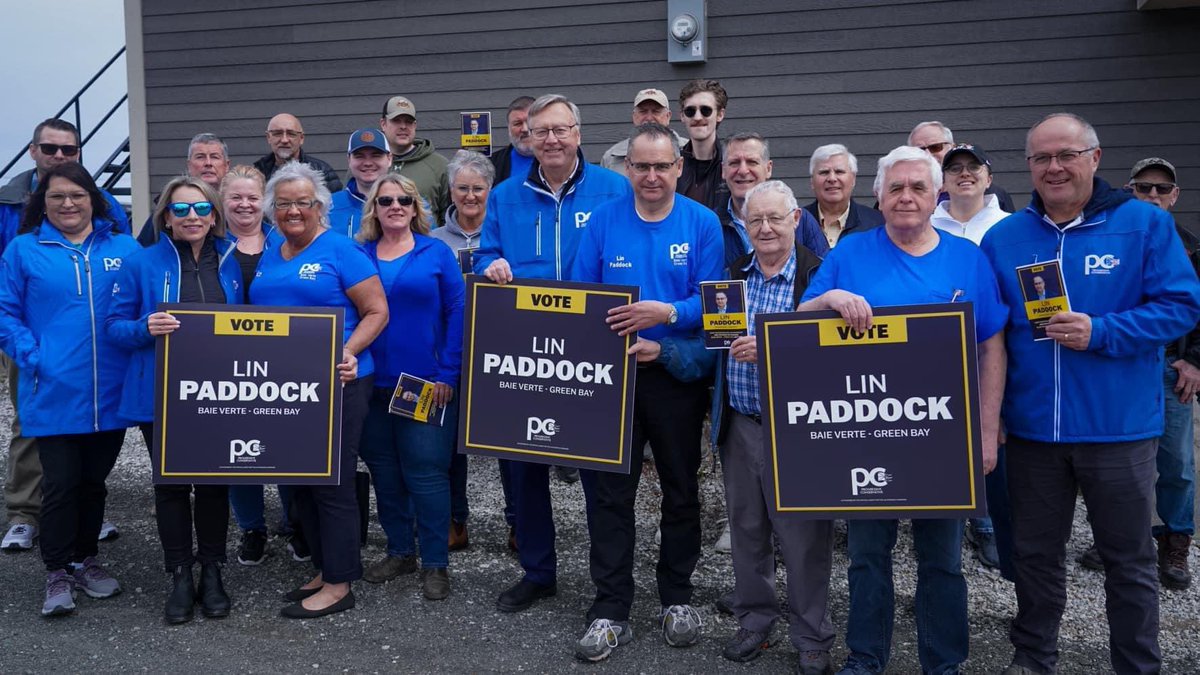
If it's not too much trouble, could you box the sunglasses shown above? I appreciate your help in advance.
[37,143,79,157]
[1130,181,1176,195]
[683,105,715,119]
[375,195,415,207]
[918,142,951,154]
[168,201,214,218]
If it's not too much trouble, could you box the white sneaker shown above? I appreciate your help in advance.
[98,521,119,541]
[2,523,37,550]
[714,521,732,554]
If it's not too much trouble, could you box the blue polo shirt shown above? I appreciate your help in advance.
[250,230,379,376]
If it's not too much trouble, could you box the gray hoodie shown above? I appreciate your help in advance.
[430,205,484,273]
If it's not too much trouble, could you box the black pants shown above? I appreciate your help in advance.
[38,430,126,572]
[580,366,709,621]
[1007,436,1161,674]
[295,375,371,584]
[138,424,229,571]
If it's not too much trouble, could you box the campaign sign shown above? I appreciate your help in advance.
[758,303,984,519]
[153,304,344,485]
[460,276,638,474]
[460,111,492,156]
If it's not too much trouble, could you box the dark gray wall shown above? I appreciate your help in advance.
[140,0,1200,228]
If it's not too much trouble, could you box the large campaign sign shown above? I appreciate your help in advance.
[153,304,344,485]
[460,276,638,474]
[758,304,985,519]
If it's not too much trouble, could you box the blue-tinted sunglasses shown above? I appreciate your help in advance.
[169,201,214,218]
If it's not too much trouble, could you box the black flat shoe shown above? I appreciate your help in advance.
[197,563,231,618]
[280,590,355,619]
[283,585,322,602]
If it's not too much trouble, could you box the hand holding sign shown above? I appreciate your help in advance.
[148,311,181,336]
[823,290,874,333]
[484,258,514,285]
[337,349,358,382]
[606,300,673,336]
[627,337,662,363]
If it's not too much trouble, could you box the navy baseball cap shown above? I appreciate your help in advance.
[347,128,389,154]
[942,143,991,169]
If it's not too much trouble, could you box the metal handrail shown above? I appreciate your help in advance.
[0,47,127,181]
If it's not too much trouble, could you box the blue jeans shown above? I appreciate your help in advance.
[228,484,297,534]
[360,390,455,568]
[1155,359,1195,536]
[844,519,967,674]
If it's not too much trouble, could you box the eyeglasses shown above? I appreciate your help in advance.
[453,185,488,196]
[46,191,89,205]
[37,143,79,157]
[944,163,985,176]
[1130,181,1177,195]
[627,161,677,175]
[168,201,214,218]
[375,195,415,207]
[917,142,951,155]
[683,105,715,119]
[267,129,302,139]
[1027,146,1098,167]
[529,124,577,141]
[747,213,794,230]
[274,199,317,211]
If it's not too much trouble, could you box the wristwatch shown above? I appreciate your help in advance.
[667,305,678,325]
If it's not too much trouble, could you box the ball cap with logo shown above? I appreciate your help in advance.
[1129,157,1177,182]
[941,143,992,169]
[382,96,418,120]
[633,88,669,108]
[347,128,389,154]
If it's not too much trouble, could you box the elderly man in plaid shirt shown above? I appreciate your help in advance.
[709,180,833,674]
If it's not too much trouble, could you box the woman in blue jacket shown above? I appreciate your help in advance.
[107,176,242,624]
[357,173,464,600]
[0,162,138,617]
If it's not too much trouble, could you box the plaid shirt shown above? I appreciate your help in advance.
[727,250,797,416]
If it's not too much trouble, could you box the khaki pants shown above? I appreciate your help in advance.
[3,353,40,525]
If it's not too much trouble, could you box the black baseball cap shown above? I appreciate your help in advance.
[942,143,991,169]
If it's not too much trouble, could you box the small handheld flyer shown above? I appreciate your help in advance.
[700,280,749,349]
[1015,260,1070,341]
[389,373,447,425]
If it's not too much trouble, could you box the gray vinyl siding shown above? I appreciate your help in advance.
[139,0,1200,229]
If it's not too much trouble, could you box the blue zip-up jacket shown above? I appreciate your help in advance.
[329,179,367,239]
[473,151,632,281]
[106,235,243,422]
[980,177,1200,442]
[0,218,138,435]
[364,234,465,388]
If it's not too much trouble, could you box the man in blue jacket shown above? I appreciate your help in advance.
[0,118,129,552]
[474,94,632,614]
[980,113,1200,675]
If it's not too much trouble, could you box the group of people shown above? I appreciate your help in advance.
[0,79,1197,675]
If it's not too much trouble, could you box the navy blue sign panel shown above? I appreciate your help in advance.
[460,276,638,474]
[758,303,985,519]
[153,304,344,485]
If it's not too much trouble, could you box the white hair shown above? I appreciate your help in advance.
[873,146,943,198]
[907,121,954,146]
[809,143,858,175]
[264,161,333,226]
[527,94,582,132]
[744,179,798,213]
[448,149,496,186]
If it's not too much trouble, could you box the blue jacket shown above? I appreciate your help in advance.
[0,218,139,435]
[980,178,1200,443]
[0,169,130,255]
[473,151,632,281]
[720,198,827,272]
[106,235,243,422]
[329,179,367,239]
[364,234,465,388]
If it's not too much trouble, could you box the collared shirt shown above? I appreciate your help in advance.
[725,198,752,255]
[818,204,850,248]
[727,249,797,416]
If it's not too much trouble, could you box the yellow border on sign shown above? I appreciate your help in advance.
[158,309,339,478]
[763,310,977,512]
[463,281,634,465]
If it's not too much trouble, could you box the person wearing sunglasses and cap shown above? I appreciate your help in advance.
[908,121,1016,213]
[107,176,244,624]
[676,79,729,211]
[0,119,131,555]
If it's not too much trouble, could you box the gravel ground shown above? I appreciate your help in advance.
[2,384,1199,674]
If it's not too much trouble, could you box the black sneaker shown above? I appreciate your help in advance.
[287,531,312,562]
[237,530,268,566]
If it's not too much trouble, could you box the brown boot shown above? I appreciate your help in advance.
[1156,533,1192,590]
[448,520,469,552]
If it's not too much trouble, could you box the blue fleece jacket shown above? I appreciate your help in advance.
[980,177,1200,442]
[329,179,367,238]
[106,235,243,422]
[0,169,130,255]
[364,234,465,389]
[0,218,138,435]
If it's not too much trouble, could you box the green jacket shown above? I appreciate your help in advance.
[390,138,450,226]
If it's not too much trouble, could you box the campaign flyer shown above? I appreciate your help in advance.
[1015,260,1070,340]
[456,247,475,276]
[389,373,447,426]
[700,280,748,349]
